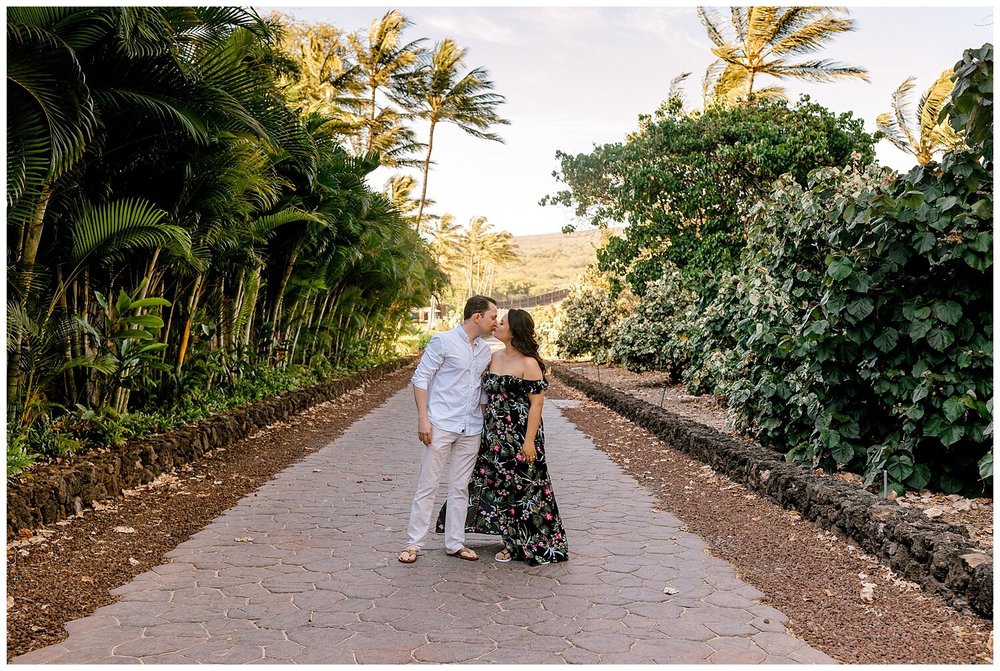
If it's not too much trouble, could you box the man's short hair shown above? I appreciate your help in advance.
[463,295,497,320]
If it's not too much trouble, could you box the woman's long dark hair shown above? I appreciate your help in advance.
[507,309,546,378]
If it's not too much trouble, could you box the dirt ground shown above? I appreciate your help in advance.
[6,362,994,663]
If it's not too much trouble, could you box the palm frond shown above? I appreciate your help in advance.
[70,198,191,265]
[697,7,729,48]
[875,112,913,156]
[766,59,871,83]
[766,16,857,57]
[7,21,96,179]
[93,89,211,144]
[918,69,955,140]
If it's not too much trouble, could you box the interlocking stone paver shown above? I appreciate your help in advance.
[413,641,496,663]
[11,388,834,664]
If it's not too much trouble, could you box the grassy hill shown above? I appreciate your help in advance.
[494,227,618,299]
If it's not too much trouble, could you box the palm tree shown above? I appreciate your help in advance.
[347,10,425,166]
[271,13,359,141]
[876,70,964,165]
[428,213,463,273]
[396,38,509,232]
[697,7,869,105]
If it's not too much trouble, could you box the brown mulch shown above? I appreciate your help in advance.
[547,376,993,665]
[5,365,415,662]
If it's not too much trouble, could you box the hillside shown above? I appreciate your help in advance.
[495,227,618,299]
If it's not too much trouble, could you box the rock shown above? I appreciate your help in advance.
[923,506,944,519]
[961,553,991,569]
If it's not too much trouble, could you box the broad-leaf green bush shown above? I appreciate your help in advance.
[555,268,629,363]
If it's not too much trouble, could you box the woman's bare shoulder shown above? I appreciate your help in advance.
[522,356,544,381]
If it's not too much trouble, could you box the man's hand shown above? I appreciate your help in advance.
[417,418,433,446]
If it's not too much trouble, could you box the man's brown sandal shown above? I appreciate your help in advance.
[398,547,419,563]
[447,547,480,561]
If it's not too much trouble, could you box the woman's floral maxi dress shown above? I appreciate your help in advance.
[438,372,569,565]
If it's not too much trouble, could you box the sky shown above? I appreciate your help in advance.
[258,2,995,237]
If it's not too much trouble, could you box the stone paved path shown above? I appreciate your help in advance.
[12,389,837,664]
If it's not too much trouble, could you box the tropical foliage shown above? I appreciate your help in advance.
[6,7,447,476]
[697,6,869,104]
[877,70,964,165]
[554,42,992,495]
[426,214,520,316]
[396,38,510,232]
[544,96,876,291]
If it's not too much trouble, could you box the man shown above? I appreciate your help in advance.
[399,295,498,563]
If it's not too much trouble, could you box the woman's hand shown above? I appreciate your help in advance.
[521,442,537,464]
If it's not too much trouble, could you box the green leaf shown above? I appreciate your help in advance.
[937,196,958,211]
[942,395,968,422]
[846,298,874,321]
[939,473,964,494]
[831,441,854,465]
[912,231,936,253]
[905,464,932,490]
[118,328,154,341]
[932,301,963,325]
[908,320,932,341]
[827,256,853,281]
[978,452,993,480]
[969,231,991,252]
[924,414,950,440]
[926,327,955,351]
[885,455,914,481]
[847,271,872,293]
[123,314,164,329]
[970,199,991,218]
[115,289,132,314]
[129,297,171,309]
[901,190,925,208]
[873,328,898,352]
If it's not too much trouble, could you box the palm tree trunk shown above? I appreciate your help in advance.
[367,84,378,155]
[139,248,161,300]
[176,274,205,372]
[415,120,437,234]
[270,242,302,357]
[19,183,52,269]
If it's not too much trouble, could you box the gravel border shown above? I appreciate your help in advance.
[550,364,993,618]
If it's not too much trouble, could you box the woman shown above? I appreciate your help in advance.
[437,308,569,564]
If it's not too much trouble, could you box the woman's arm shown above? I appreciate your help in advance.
[521,358,545,464]
[522,392,544,464]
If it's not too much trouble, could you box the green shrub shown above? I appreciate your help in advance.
[555,268,630,362]
[609,263,697,377]
[726,150,991,494]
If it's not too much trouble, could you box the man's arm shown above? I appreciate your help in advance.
[411,336,444,446]
[413,385,432,446]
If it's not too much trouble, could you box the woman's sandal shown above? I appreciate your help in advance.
[447,546,480,561]
[495,549,513,563]
[398,547,419,564]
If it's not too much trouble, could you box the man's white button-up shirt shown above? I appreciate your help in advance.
[411,324,493,435]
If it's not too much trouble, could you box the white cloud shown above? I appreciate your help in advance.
[420,11,520,46]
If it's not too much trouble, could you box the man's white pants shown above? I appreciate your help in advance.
[406,427,481,554]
